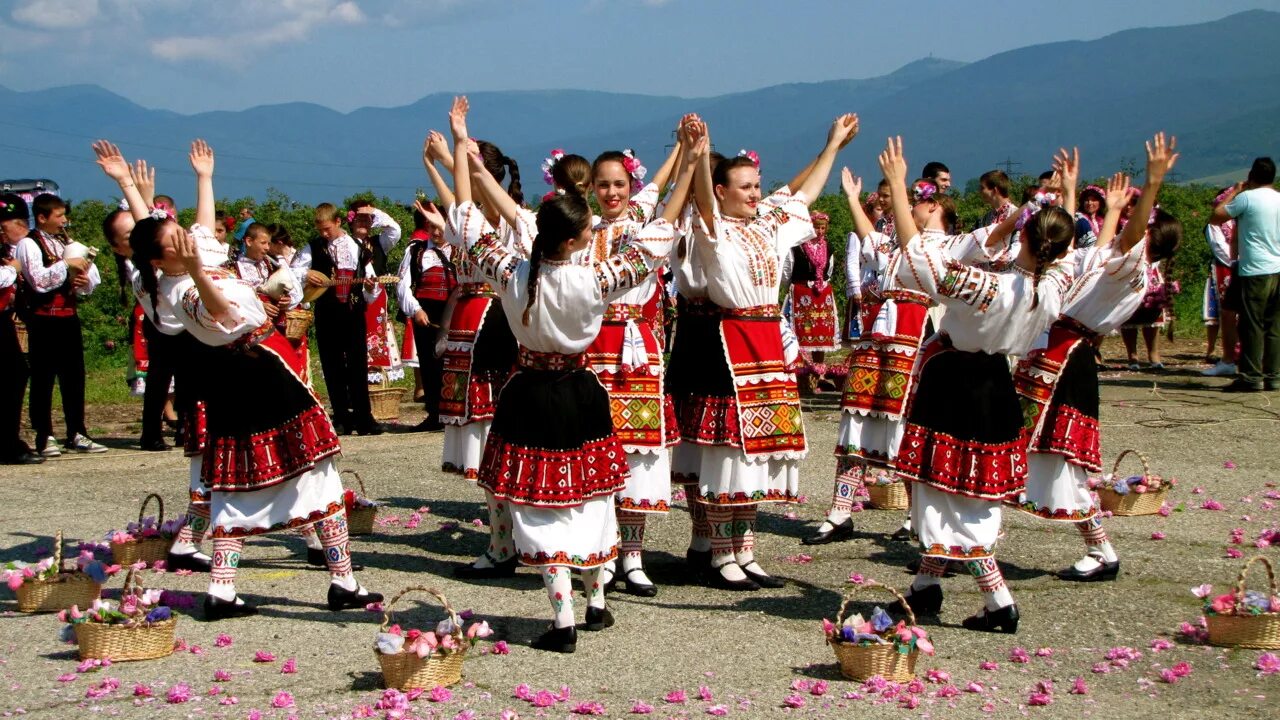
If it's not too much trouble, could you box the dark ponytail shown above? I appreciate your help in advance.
[101,208,133,304]
[523,194,592,325]
[1146,209,1182,264]
[477,140,523,205]
[505,155,523,206]
[1021,206,1074,309]
[128,216,170,326]
[551,154,591,199]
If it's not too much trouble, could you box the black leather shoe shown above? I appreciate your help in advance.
[706,563,760,592]
[327,584,383,611]
[203,595,258,621]
[166,552,212,573]
[686,548,711,572]
[582,606,614,631]
[332,422,352,436]
[1057,560,1120,582]
[620,568,658,597]
[802,517,854,545]
[139,438,171,451]
[2,451,45,465]
[411,418,445,432]
[305,547,364,571]
[961,604,1019,634]
[903,584,944,616]
[454,554,518,579]
[531,624,577,653]
[1223,379,1264,393]
[741,562,785,589]
[355,423,385,436]
[890,527,914,542]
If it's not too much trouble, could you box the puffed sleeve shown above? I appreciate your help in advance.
[896,234,1002,312]
[467,230,520,294]
[397,247,420,318]
[190,224,230,268]
[0,265,16,289]
[15,237,67,291]
[753,190,815,258]
[177,277,269,346]
[1205,224,1233,266]
[598,219,676,302]
[75,261,102,296]
[628,182,660,224]
[371,209,402,253]
[453,201,494,250]
[845,233,862,298]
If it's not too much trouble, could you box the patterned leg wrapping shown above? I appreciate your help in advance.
[542,566,576,628]
[966,556,1014,610]
[298,523,323,550]
[830,459,867,515]
[318,513,355,589]
[172,498,211,549]
[731,506,757,565]
[486,493,514,562]
[688,499,711,552]
[912,556,948,590]
[209,538,243,600]
[581,567,606,609]
[1075,516,1118,562]
[705,504,736,561]
[618,511,646,559]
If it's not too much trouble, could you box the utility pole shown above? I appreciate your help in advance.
[997,157,1021,177]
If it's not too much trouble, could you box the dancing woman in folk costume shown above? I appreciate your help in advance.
[346,200,405,384]
[803,168,966,546]
[397,201,457,432]
[1016,134,1181,581]
[449,104,696,653]
[783,210,842,395]
[683,114,859,591]
[1074,183,1106,249]
[876,138,1073,633]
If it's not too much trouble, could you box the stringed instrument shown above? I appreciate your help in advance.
[302,272,400,303]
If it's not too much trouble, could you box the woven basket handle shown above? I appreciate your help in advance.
[54,529,68,572]
[137,493,165,525]
[121,568,146,597]
[1233,555,1278,602]
[379,585,462,638]
[835,580,918,629]
[340,469,369,498]
[1109,448,1151,481]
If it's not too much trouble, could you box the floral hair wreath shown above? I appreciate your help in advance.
[1033,190,1059,207]
[148,207,172,222]
[621,149,647,192]
[541,148,566,187]
[1082,185,1106,201]
[737,149,761,171]
[911,180,937,203]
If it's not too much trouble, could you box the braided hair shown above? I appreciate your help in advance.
[1020,206,1074,309]
[523,193,592,326]
[1146,209,1182,264]
[477,140,523,206]
[127,216,171,326]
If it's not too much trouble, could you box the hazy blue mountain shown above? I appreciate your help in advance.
[1,10,1276,206]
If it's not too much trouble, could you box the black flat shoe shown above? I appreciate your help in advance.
[203,595,258,621]
[903,584,943,616]
[1058,560,1120,582]
[355,423,385,436]
[411,418,445,432]
[961,604,1019,634]
[454,553,518,579]
[890,527,914,542]
[742,563,786,589]
[802,517,854,545]
[327,584,383,611]
[139,438,171,452]
[906,558,956,577]
[706,563,760,592]
[332,422,352,436]
[531,624,577,653]
[1,451,45,465]
[686,548,711,572]
[582,606,614,632]
[166,552,212,573]
[620,568,658,597]
[305,547,364,572]
[1223,379,1264,393]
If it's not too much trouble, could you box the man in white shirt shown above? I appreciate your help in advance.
[15,194,106,456]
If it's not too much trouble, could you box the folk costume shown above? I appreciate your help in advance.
[460,200,676,637]
[0,195,39,464]
[293,228,383,434]
[1014,239,1148,579]
[783,213,840,353]
[360,209,405,384]
[397,229,457,427]
[156,258,377,616]
[229,252,307,376]
[686,189,814,589]
[15,227,104,455]
[896,227,1070,629]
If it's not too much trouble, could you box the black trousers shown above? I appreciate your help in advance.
[140,317,180,444]
[25,313,86,442]
[314,302,374,428]
[412,299,448,419]
[1,313,31,459]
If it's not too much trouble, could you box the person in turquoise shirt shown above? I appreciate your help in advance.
[1213,157,1280,392]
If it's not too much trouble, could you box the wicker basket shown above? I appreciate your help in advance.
[1096,449,1168,516]
[1206,556,1280,650]
[109,494,171,567]
[74,570,177,661]
[15,318,28,354]
[369,369,405,422]
[343,470,378,536]
[13,531,103,614]
[866,482,910,511]
[375,586,467,690]
[284,308,314,341]
[827,581,921,682]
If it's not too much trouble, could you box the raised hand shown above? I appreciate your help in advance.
[841,167,862,199]
[878,136,907,185]
[414,199,446,231]
[448,96,469,140]
[1053,147,1080,189]
[834,113,859,150]
[189,139,214,177]
[425,130,450,164]
[131,159,156,206]
[1105,172,1130,209]
[1145,132,1179,184]
[174,226,201,275]
[92,140,130,181]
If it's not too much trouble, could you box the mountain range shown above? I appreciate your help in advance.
[2,10,1277,206]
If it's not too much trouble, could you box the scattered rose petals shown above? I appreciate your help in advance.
[965,682,984,693]
[220,696,238,706]
[789,679,810,693]
[213,669,232,682]
[1009,647,1030,663]
[1202,499,1225,511]
[1151,531,1166,540]
[630,700,654,714]
[253,650,276,663]
[281,658,297,674]
[571,701,605,715]
[165,683,191,704]
[782,693,805,709]
[271,691,295,708]
[698,685,714,701]
[429,686,454,703]
[847,573,865,584]
[706,704,729,716]
[56,674,76,683]
[1256,652,1280,676]
[1227,548,1244,559]
[132,683,153,697]
[214,633,233,647]
[809,680,829,697]
[1069,677,1089,695]
[979,661,999,671]
[365,602,384,613]
[1035,647,1054,657]
[664,690,687,704]
[1027,691,1053,706]
[531,691,556,708]
[1224,461,1237,469]
[1150,638,1174,652]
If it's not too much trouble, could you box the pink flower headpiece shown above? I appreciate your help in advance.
[1082,185,1106,201]
[152,202,176,221]
[1033,190,1059,207]
[1214,186,1234,205]
[345,210,356,223]
[1148,202,1161,227]
[541,148,565,187]
[621,149,647,192]
[810,211,829,223]
[911,180,937,203]
[737,149,761,170]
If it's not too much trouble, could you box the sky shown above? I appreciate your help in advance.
[0,0,1276,113]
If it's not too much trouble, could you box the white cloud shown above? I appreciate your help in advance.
[11,0,100,30]
[149,0,366,64]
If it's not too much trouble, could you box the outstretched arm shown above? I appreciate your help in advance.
[1117,132,1178,254]
[422,130,456,207]
[131,159,156,213]
[795,114,858,204]
[92,140,148,222]
[1053,147,1080,218]
[878,137,915,249]
[190,139,216,230]
[659,130,703,225]
[840,167,874,241]
[1211,181,1243,226]
[1095,172,1130,250]
[690,120,716,237]
[450,96,472,206]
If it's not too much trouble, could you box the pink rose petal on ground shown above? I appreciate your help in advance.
[247,710,263,720]
[789,679,810,693]
[1227,548,1245,559]
[271,691,295,708]
[57,674,76,683]
[698,685,714,701]
[926,669,951,684]
[783,511,799,520]
[1159,669,1179,684]
[280,658,297,674]
[532,691,557,708]
[214,669,232,682]
[847,573,865,584]
[630,700,654,714]
[1202,499,1225,510]
[810,680,829,696]
[365,602,384,613]
[1150,638,1174,651]
[1034,647,1054,657]
[900,695,920,709]
[979,661,999,671]
[491,640,510,655]
[1256,652,1280,676]
[253,650,276,663]
[219,696,238,706]
[1027,692,1053,706]
[429,686,453,703]
[965,682,985,693]
[132,683,153,697]
[1009,647,1030,663]
[513,684,533,701]
[570,701,605,715]
[207,685,222,696]
[188,645,204,655]
[1192,487,1205,495]
[1159,503,1172,517]
[1224,461,1237,469]
[664,690,687,704]
[706,704,729,716]
[782,694,805,709]
[214,633,233,647]
[165,683,191,704]
[1151,531,1166,540]
[1171,661,1192,678]
[1069,677,1089,694]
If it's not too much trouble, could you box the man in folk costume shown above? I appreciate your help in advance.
[397,200,457,432]
[0,194,44,465]
[294,204,384,436]
[15,193,106,456]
